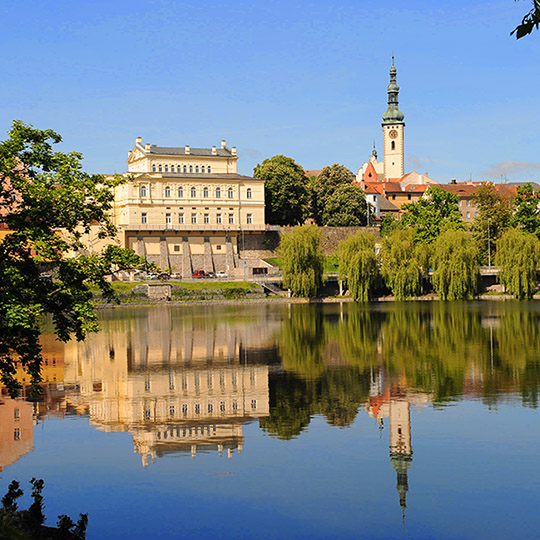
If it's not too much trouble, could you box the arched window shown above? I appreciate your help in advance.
[177,165,182,173]
[195,166,199,173]
[201,166,205,173]
[164,165,169,172]
[178,186,184,198]
[165,186,171,197]
[191,187,196,198]
[158,164,162,172]
[203,187,209,198]
[207,166,212,173]
[152,164,156,172]
[189,165,193,173]
[391,141,395,150]
[140,185,147,197]
[183,165,187,173]
[246,188,252,199]
[216,187,221,198]
[228,187,234,198]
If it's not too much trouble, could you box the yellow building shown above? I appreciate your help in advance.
[110,138,267,277]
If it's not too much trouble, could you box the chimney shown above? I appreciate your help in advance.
[135,137,142,145]
[231,147,237,156]
[212,146,217,155]
[145,143,151,152]
[451,178,457,184]
[185,145,191,155]
[221,140,226,149]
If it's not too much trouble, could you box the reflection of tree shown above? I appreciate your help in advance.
[259,372,314,439]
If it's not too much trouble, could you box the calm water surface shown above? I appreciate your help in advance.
[1,302,540,539]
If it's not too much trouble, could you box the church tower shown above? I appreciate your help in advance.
[382,56,405,179]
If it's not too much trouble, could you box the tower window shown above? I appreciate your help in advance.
[391,141,395,150]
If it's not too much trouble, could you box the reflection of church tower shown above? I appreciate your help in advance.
[382,56,405,179]
[389,400,412,524]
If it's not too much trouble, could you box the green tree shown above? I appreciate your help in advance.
[431,230,479,300]
[254,155,309,225]
[512,0,540,38]
[379,213,403,237]
[337,231,379,301]
[0,121,144,396]
[471,182,512,264]
[510,183,540,237]
[322,183,367,226]
[401,186,464,243]
[380,228,423,300]
[496,228,540,299]
[312,164,356,225]
[277,225,325,297]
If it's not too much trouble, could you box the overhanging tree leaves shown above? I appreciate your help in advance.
[431,230,479,301]
[0,121,145,397]
[401,186,465,244]
[512,0,540,38]
[277,225,325,297]
[496,228,540,299]
[338,231,380,302]
[380,228,423,300]
[254,155,309,225]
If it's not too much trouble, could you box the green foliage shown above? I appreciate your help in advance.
[254,155,309,225]
[337,231,379,301]
[0,121,146,396]
[379,213,403,237]
[471,182,512,264]
[380,228,422,299]
[312,164,356,225]
[431,230,479,300]
[510,183,540,237]
[277,225,325,297]
[322,183,367,226]
[401,186,464,243]
[0,479,87,539]
[495,228,540,299]
[512,0,540,38]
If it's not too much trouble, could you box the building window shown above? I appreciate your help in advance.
[229,214,234,224]
[169,405,175,416]
[141,213,147,224]
[246,188,252,199]
[178,186,184,197]
[191,187,196,198]
[164,165,169,172]
[182,404,188,414]
[251,399,257,409]
[166,213,172,225]
[189,165,193,173]
[195,166,199,173]
[201,166,205,173]
[207,166,212,173]
[183,165,187,173]
[216,187,221,198]
[145,376,150,391]
[179,213,184,224]
[165,186,171,197]
[191,213,197,224]
[232,400,238,411]
[407,194,411,200]
[391,141,395,150]
[204,213,209,224]
[158,164,162,172]
[203,187,209,198]
[177,165,181,173]
[152,164,156,172]
[220,401,226,411]
[466,211,470,219]
[195,404,200,414]
[247,213,253,224]
[208,403,213,413]
[14,408,20,420]
[174,245,180,252]
[169,372,175,390]
[228,187,234,198]
[140,185,147,197]
[144,409,151,420]
[216,213,222,224]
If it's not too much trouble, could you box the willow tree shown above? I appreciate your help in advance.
[337,231,379,302]
[380,228,423,300]
[431,230,479,300]
[495,228,540,299]
[277,225,325,297]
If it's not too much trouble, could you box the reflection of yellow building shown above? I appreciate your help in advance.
[62,307,273,466]
[0,395,34,472]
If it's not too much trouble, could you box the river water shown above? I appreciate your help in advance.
[1,301,540,539]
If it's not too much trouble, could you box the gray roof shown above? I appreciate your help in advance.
[379,197,400,212]
[148,145,235,158]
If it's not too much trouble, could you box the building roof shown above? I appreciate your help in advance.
[383,182,403,193]
[148,145,235,158]
[379,197,400,212]
[305,169,322,177]
[439,184,478,197]
[128,172,262,182]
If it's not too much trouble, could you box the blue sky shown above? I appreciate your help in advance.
[1,0,539,182]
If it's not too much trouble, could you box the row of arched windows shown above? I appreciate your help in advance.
[152,164,212,174]
[139,185,252,199]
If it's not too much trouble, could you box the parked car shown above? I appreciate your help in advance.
[206,272,216,279]
[158,273,170,281]
[192,270,205,278]
[216,271,228,278]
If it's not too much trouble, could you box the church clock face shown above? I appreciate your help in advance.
[389,129,398,139]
